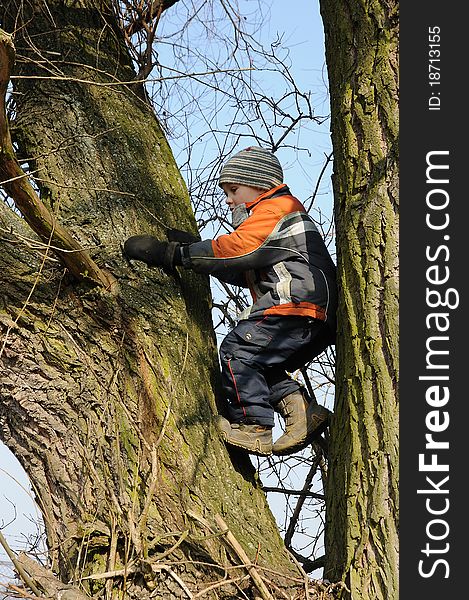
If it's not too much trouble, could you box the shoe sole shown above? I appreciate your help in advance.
[221,434,272,457]
[272,418,330,456]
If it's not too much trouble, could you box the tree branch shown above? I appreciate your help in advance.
[284,453,324,548]
[16,553,91,600]
[0,530,42,597]
[124,0,180,37]
[287,547,326,574]
[0,29,115,290]
[214,514,274,600]
[262,487,325,499]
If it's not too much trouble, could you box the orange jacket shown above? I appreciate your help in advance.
[181,185,337,325]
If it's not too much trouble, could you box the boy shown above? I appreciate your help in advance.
[124,147,337,456]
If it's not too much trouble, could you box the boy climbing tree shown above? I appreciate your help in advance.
[124,146,338,456]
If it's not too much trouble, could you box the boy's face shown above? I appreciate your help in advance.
[221,183,265,210]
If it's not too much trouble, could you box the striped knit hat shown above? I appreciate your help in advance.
[218,147,283,191]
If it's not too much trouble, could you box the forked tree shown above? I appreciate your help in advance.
[0,1,398,599]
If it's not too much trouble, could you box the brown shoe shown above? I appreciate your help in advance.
[215,416,273,456]
[272,391,330,456]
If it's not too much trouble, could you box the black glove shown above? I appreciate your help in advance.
[166,228,200,245]
[123,235,182,270]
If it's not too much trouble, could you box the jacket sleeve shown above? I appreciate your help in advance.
[179,238,246,286]
[182,206,284,278]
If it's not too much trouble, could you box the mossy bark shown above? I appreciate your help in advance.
[0,2,300,597]
[318,1,399,598]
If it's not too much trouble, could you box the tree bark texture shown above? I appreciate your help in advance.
[0,2,300,597]
[319,1,399,598]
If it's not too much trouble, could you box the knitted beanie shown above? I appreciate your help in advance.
[218,147,283,191]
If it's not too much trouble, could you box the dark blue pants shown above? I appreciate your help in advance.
[219,315,334,427]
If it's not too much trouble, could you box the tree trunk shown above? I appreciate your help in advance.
[319,1,399,598]
[0,2,301,597]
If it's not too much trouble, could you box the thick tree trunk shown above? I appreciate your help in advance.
[319,1,399,598]
[0,2,301,597]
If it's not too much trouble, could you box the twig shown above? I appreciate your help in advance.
[305,152,333,212]
[2,582,37,598]
[124,0,179,37]
[300,367,317,404]
[80,565,138,580]
[0,531,42,597]
[214,514,274,600]
[286,542,327,575]
[153,564,193,599]
[11,68,255,87]
[0,29,115,289]
[153,530,189,562]
[82,562,193,599]
[284,455,323,548]
[287,551,312,600]
[0,217,57,360]
[105,515,118,599]
[192,574,249,598]
[262,487,324,499]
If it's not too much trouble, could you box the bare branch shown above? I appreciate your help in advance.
[0,30,115,290]
[0,532,42,597]
[121,1,180,38]
[214,514,274,600]
[263,487,325,499]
